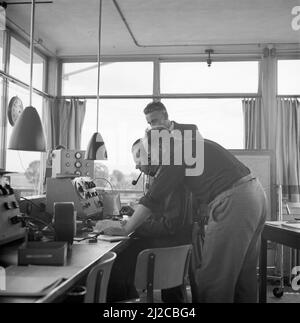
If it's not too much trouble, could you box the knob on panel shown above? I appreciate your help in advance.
[75,152,82,159]
[4,202,11,210]
[75,161,82,168]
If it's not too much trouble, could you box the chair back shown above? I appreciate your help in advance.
[84,251,117,303]
[134,244,192,302]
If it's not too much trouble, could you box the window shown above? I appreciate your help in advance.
[9,37,45,91]
[0,77,4,169]
[0,31,4,71]
[5,82,44,196]
[62,61,153,96]
[162,99,244,149]
[160,61,259,93]
[278,60,300,95]
[67,60,252,192]
[82,99,149,192]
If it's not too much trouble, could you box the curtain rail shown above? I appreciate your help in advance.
[60,93,260,100]
[277,95,300,98]
[0,71,259,101]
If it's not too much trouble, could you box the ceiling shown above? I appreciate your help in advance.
[4,0,300,57]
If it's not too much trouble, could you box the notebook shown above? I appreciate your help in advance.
[281,222,300,230]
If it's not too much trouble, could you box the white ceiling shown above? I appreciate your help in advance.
[4,0,300,57]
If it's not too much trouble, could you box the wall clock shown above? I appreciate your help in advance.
[8,96,24,126]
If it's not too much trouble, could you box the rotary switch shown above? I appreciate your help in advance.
[75,161,82,168]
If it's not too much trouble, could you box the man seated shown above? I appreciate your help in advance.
[104,138,192,303]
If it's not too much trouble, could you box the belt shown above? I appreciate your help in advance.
[209,173,256,208]
[231,173,256,188]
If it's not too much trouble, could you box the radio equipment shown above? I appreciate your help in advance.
[51,149,94,178]
[0,184,26,245]
[46,177,103,220]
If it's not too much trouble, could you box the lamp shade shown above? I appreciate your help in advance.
[85,132,108,160]
[8,106,46,152]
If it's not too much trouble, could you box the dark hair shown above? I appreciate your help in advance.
[143,101,168,118]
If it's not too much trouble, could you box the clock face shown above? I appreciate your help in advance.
[8,96,24,126]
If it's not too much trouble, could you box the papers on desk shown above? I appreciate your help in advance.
[266,221,300,229]
[97,234,130,242]
[0,265,77,297]
[281,222,300,230]
[74,233,130,242]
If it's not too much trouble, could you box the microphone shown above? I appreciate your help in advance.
[132,172,142,185]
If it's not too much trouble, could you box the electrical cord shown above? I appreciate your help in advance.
[75,231,103,242]
[21,215,55,231]
[142,173,145,196]
[92,177,114,190]
[17,152,38,193]
[20,196,53,218]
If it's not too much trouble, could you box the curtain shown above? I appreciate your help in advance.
[0,95,6,168]
[242,53,276,150]
[259,53,277,150]
[242,97,267,149]
[276,98,300,202]
[44,98,86,150]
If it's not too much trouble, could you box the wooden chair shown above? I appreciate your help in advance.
[134,244,193,303]
[84,251,117,303]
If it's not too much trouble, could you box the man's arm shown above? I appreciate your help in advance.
[94,204,152,236]
[123,204,152,234]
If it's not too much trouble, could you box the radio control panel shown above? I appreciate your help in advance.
[51,150,94,178]
[46,177,103,220]
[0,184,26,245]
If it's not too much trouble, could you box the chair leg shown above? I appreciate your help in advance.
[146,253,155,303]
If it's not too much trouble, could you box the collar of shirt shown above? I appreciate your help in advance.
[169,121,174,131]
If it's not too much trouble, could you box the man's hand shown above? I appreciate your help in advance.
[94,220,127,236]
[119,205,135,217]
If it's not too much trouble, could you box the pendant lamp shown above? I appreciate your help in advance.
[85,0,107,160]
[8,0,46,152]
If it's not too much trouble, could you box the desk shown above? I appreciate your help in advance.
[0,238,130,303]
[259,222,300,303]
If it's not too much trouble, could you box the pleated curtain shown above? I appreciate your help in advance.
[44,98,86,150]
[276,98,300,202]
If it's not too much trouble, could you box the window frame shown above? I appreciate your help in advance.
[0,29,49,195]
[60,56,260,100]
[277,57,300,97]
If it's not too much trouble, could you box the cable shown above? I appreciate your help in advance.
[22,215,54,231]
[75,231,103,243]
[142,173,145,196]
[17,151,27,172]
[20,196,53,218]
[92,177,114,190]
[17,151,39,193]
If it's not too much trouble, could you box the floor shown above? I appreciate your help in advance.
[267,285,300,303]
[144,284,300,303]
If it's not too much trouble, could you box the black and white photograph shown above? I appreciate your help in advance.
[0,0,300,309]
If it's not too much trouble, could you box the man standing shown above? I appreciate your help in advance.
[143,101,198,136]
[96,102,267,303]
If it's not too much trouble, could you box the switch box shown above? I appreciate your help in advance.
[51,149,94,178]
[46,177,103,220]
[0,185,26,246]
